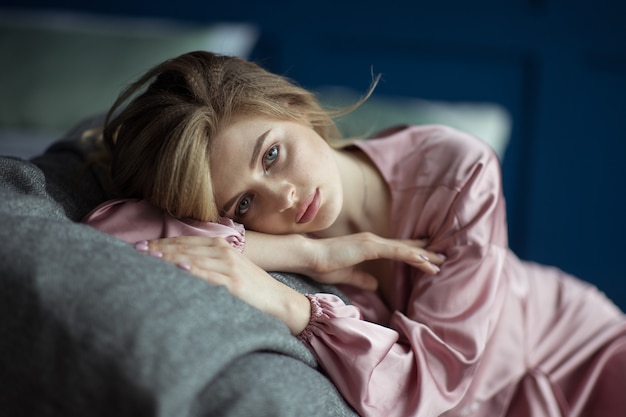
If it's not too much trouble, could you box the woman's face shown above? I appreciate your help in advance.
[209,115,344,234]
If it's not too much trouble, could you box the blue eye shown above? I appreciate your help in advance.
[264,145,279,169]
[236,195,253,217]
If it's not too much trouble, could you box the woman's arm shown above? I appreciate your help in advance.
[245,231,443,273]
[143,236,312,335]
[145,231,445,290]
[84,197,443,291]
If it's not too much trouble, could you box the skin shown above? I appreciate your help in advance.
[209,116,345,235]
[141,115,445,335]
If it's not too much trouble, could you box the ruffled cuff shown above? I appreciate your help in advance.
[216,217,246,252]
[297,294,325,342]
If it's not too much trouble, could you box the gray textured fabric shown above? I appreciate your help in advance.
[0,117,357,416]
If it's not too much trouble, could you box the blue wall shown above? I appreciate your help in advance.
[2,0,625,309]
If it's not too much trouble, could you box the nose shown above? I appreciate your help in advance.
[264,180,296,212]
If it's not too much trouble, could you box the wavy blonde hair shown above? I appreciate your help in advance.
[100,51,375,222]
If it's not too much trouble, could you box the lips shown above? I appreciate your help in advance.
[296,189,320,224]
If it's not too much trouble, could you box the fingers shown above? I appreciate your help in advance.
[140,235,229,252]
[417,250,447,265]
[373,238,446,274]
[311,233,448,278]
[394,243,447,275]
[134,236,232,274]
[407,253,444,275]
[394,240,446,265]
[354,233,441,261]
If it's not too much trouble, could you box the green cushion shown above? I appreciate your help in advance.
[0,11,258,131]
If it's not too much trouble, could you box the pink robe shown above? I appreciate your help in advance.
[83,125,626,417]
[300,125,626,416]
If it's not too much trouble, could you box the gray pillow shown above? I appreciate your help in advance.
[0,116,356,416]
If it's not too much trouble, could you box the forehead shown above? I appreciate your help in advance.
[208,116,271,198]
[213,116,272,150]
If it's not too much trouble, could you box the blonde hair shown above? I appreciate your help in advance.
[101,51,375,222]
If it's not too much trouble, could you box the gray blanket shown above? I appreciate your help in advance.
[0,116,357,416]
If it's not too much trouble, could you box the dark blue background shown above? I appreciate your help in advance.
[2,0,625,309]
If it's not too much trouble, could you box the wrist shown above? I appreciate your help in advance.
[244,232,315,273]
[280,291,312,336]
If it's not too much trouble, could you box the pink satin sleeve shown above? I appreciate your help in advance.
[82,198,245,252]
[298,292,421,417]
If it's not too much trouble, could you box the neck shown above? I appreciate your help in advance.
[316,148,390,238]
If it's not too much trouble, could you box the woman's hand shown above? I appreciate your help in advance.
[301,233,445,287]
[136,237,311,335]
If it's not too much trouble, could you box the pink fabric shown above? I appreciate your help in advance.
[83,198,245,251]
[298,125,626,417]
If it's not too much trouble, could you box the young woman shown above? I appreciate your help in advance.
[84,51,626,417]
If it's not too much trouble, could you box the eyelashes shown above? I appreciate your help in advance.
[236,195,252,216]
[263,144,279,170]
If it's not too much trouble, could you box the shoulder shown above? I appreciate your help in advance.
[370,124,497,161]
[357,125,501,191]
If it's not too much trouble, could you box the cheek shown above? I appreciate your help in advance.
[299,147,334,181]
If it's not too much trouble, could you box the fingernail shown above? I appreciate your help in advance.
[432,265,441,273]
[177,262,191,271]
[419,254,430,262]
[148,250,163,258]
[436,253,447,261]
[135,242,149,252]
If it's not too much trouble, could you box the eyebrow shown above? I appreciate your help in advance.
[250,129,271,169]
[220,129,271,215]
